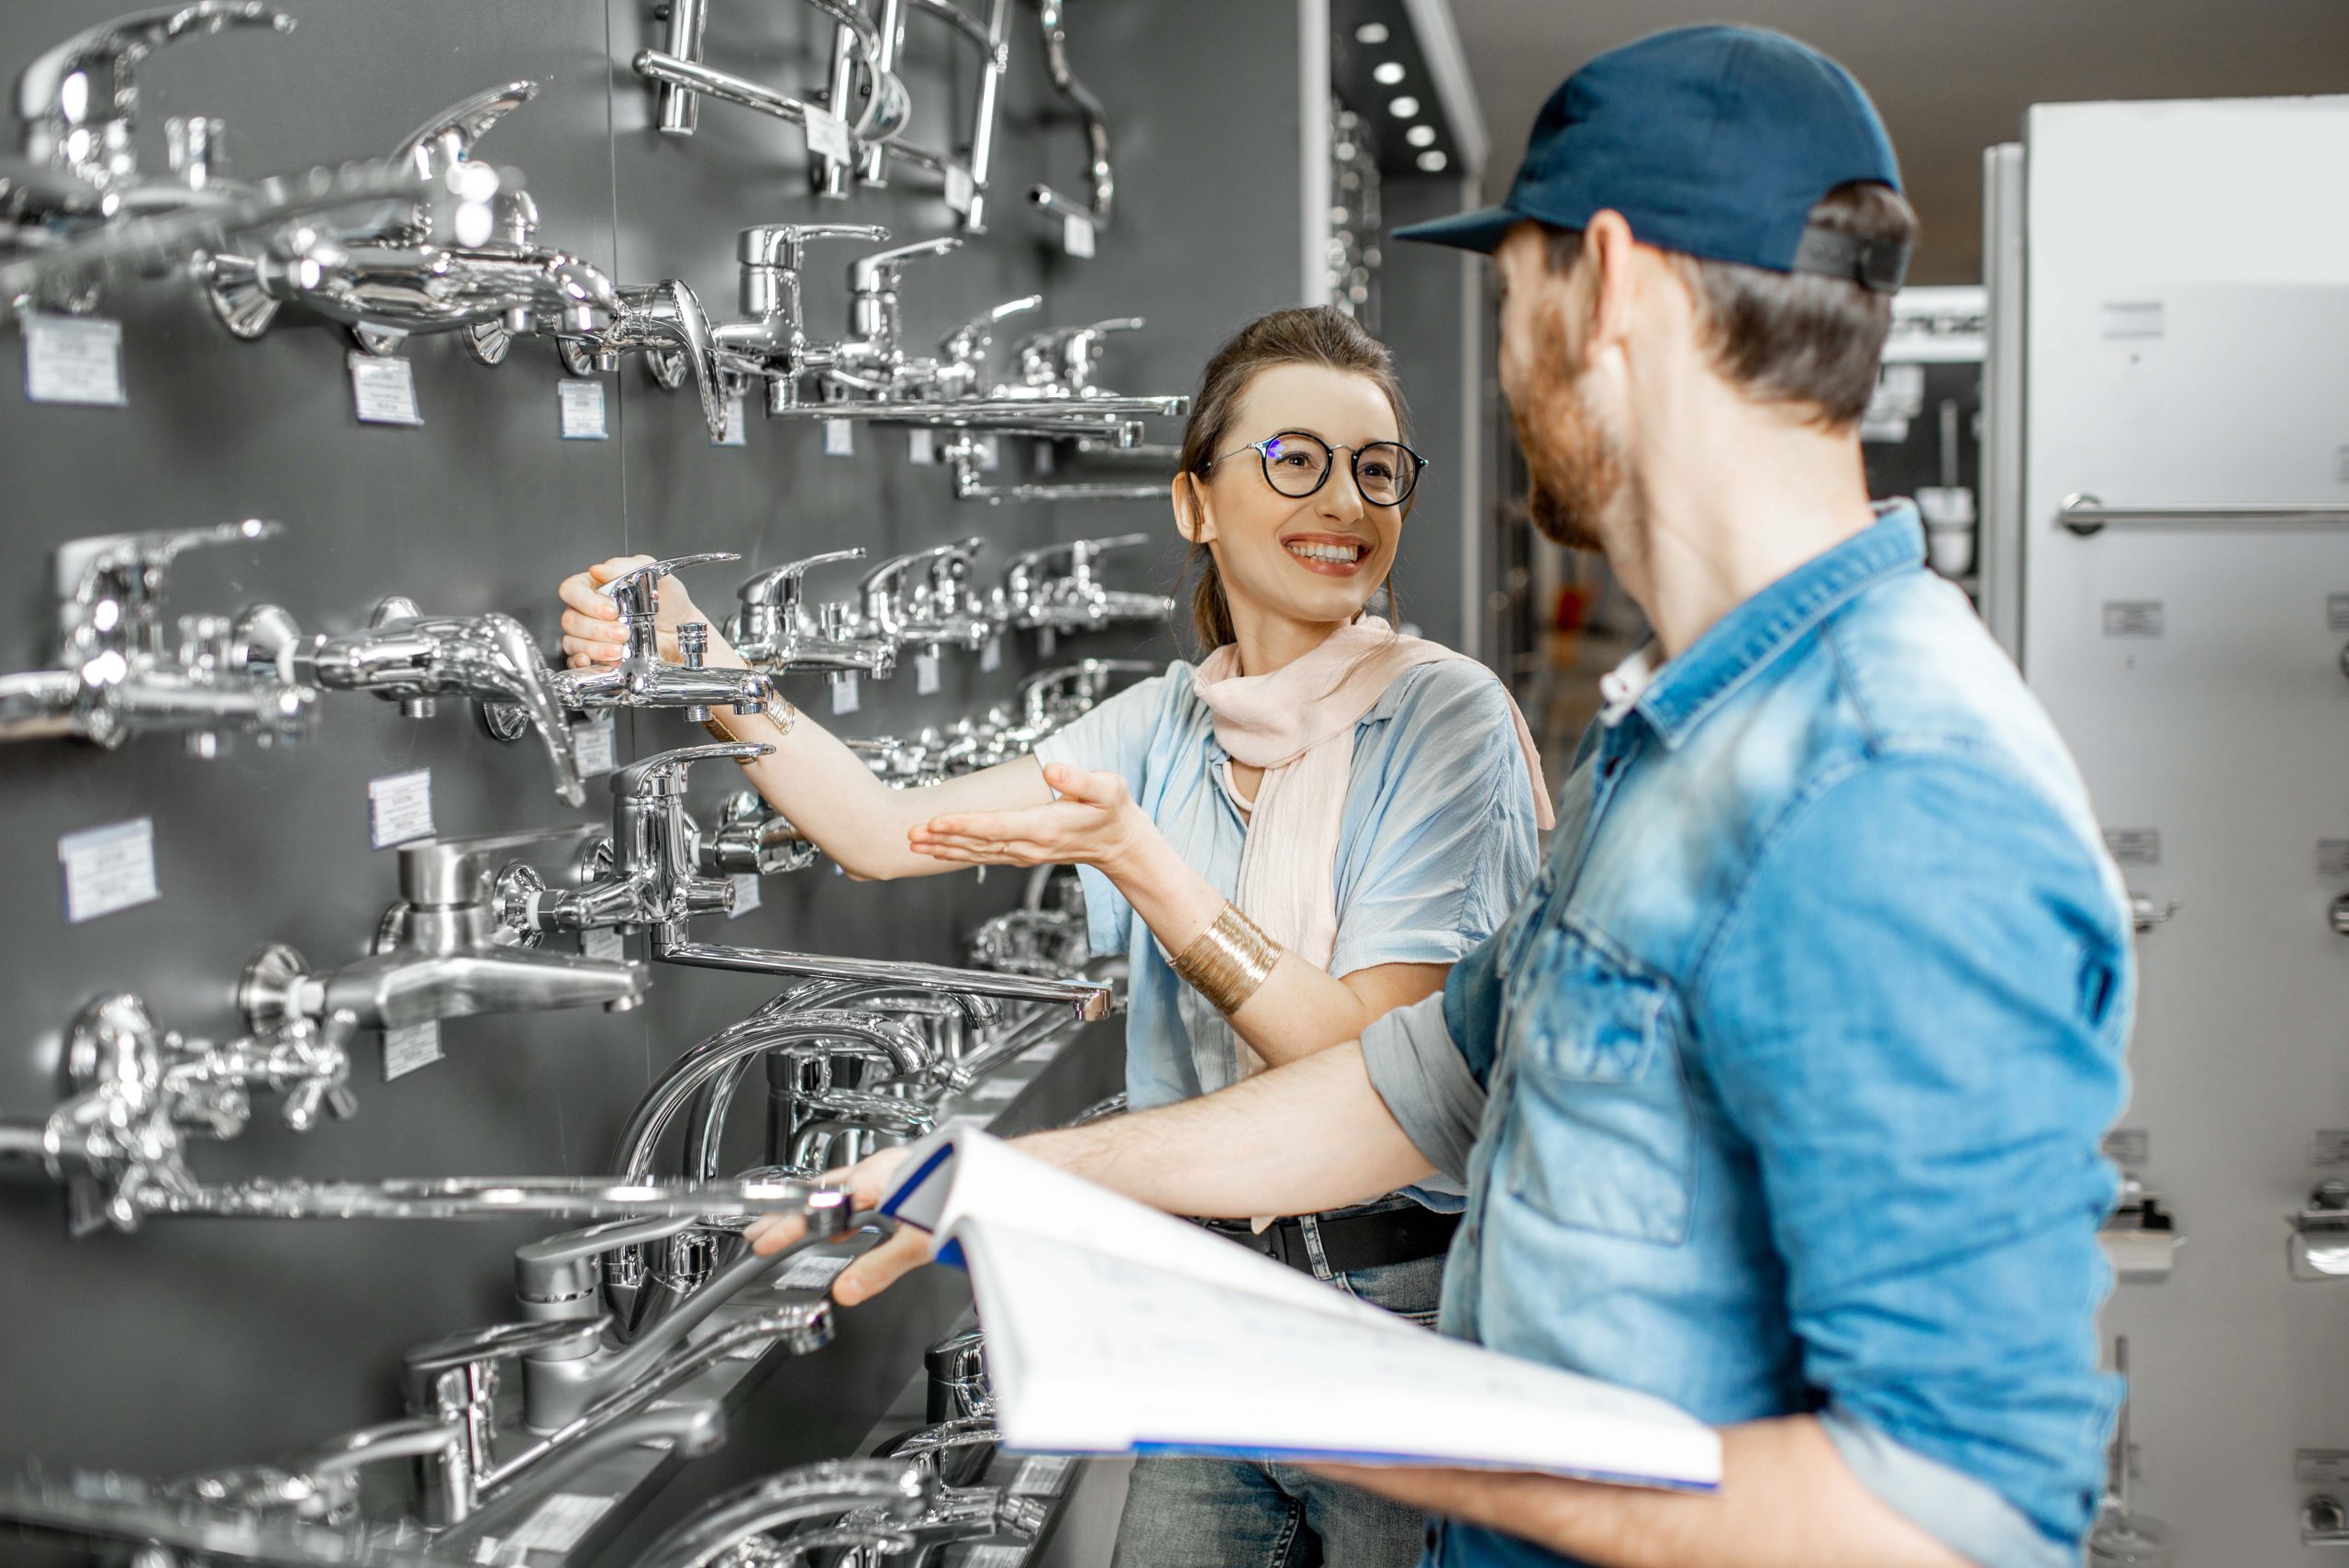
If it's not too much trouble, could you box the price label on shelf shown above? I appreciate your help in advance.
[1063,213,1097,258]
[348,351,422,426]
[823,417,855,456]
[728,873,762,917]
[58,817,157,924]
[715,391,748,447]
[831,673,860,715]
[916,650,941,695]
[582,927,625,963]
[573,716,618,778]
[557,378,608,439]
[369,769,435,848]
[908,428,936,465]
[383,1020,442,1082]
[25,313,127,406]
[980,635,1003,673]
[804,106,853,165]
[945,164,977,216]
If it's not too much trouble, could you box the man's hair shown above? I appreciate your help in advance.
[1544,181,1917,428]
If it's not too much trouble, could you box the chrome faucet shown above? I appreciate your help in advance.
[931,293,1042,400]
[700,788,820,878]
[859,538,993,655]
[827,235,963,398]
[730,548,896,678]
[709,221,888,414]
[200,82,618,356]
[1000,317,1143,400]
[580,276,730,439]
[234,595,584,805]
[998,535,1169,631]
[1025,0,1116,237]
[551,553,782,720]
[0,1462,471,1567]
[0,519,316,754]
[238,825,649,1039]
[1019,657,1159,729]
[633,1461,935,1568]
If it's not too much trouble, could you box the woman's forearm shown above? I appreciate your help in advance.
[1108,827,1437,1065]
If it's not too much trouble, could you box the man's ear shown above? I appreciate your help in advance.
[1172,473,1217,545]
[1582,208,1643,356]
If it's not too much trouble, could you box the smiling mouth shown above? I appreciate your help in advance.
[1284,539,1369,568]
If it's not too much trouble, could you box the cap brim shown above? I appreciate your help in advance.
[1392,205,1522,253]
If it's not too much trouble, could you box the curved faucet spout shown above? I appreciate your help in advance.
[633,1460,934,1568]
[317,948,647,1032]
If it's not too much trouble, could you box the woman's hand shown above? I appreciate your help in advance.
[744,1145,937,1306]
[907,762,1149,876]
[556,555,706,669]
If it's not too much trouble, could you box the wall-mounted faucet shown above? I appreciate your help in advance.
[633,1460,936,1568]
[706,220,888,413]
[828,234,963,397]
[0,1460,473,1567]
[1025,0,1115,240]
[633,0,909,164]
[997,535,1169,631]
[236,595,584,805]
[0,519,315,755]
[200,82,616,357]
[551,553,781,720]
[239,825,649,1040]
[730,547,896,678]
[860,538,993,656]
[825,0,1012,231]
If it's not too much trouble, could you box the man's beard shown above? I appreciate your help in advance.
[1512,373,1630,555]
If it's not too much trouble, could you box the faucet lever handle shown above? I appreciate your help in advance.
[401,1319,599,1410]
[740,548,869,609]
[392,79,540,179]
[739,222,891,270]
[612,740,773,798]
[850,235,962,290]
[939,294,1042,364]
[54,517,281,607]
[598,551,741,624]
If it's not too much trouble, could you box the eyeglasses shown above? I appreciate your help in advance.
[1204,429,1428,507]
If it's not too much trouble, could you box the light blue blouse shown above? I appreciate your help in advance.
[1033,656,1542,1115]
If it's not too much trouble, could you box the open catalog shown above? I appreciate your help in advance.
[879,1128,1722,1492]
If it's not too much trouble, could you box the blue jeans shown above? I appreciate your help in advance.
[1109,1214,1445,1568]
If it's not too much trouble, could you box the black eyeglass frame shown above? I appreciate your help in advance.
[1201,428,1430,507]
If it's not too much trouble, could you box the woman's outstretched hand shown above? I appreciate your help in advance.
[745,1144,936,1307]
[556,555,706,669]
[908,762,1145,873]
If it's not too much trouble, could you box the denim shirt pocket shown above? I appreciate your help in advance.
[1499,923,1695,1245]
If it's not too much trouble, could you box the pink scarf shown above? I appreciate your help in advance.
[1191,617,1553,1076]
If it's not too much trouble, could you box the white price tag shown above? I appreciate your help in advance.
[1011,1455,1074,1496]
[831,673,860,715]
[349,351,422,426]
[25,313,127,406]
[774,1251,854,1291]
[505,1493,611,1553]
[963,1548,1027,1568]
[980,635,1002,673]
[58,818,157,924]
[369,769,435,848]
[1037,628,1056,658]
[582,926,625,963]
[823,417,855,456]
[1063,213,1097,258]
[804,106,853,165]
[573,716,618,777]
[383,1020,443,1082]
[916,650,941,695]
[908,428,936,465]
[715,391,748,447]
[945,164,977,216]
[973,435,1001,471]
[558,378,608,439]
[727,873,762,918]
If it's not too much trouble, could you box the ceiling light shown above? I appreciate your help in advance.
[1386,95,1419,118]
[1373,61,1406,85]
[1417,150,1449,172]
[1405,124,1437,148]
[1355,22,1390,43]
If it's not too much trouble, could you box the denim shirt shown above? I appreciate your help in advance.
[1035,657,1540,1115]
[1362,507,2132,1568]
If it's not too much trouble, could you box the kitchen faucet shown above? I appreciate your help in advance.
[632,1460,935,1568]
[550,553,781,720]
[729,547,896,678]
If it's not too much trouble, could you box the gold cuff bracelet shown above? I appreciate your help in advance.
[1170,902,1281,1016]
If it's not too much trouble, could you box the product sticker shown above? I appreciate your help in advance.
[59,817,158,924]
[946,164,977,216]
[2101,1128,2149,1167]
[349,351,422,426]
[558,378,608,439]
[2300,1450,2349,1488]
[963,1548,1027,1568]
[972,434,1000,470]
[582,927,625,963]
[917,650,941,695]
[369,769,435,848]
[2312,1130,2349,1167]
[25,313,127,406]
[384,1021,443,1082]
[715,391,748,447]
[504,1493,611,1553]
[2100,601,2165,639]
[1063,212,1096,258]
[2098,300,2165,339]
[729,873,761,917]
[832,673,860,715]
[1010,1455,1074,1496]
[2103,828,2160,867]
[804,106,853,165]
[824,417,855,456]
[909,428,936,465]
[573,716,618,778]
[981,635,1003,673]
[774,1252,854,1291]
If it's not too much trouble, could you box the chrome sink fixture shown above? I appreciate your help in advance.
[551,553,781,722]
[0,1463,471,1567]
[819,0,1013,228]
[634,0,908,183]
[233,594,585,805]
[199,80,617,358]
[633,1460,936,1568]
[0,520,316,755]
[996,534,1172,632]
[238,825,650,1038]
[0,991,835,1237]
[1025,0,1115,242]
[729,547,897,680]
[859,537,994,659]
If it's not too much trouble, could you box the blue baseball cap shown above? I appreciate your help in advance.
[1396,26,1909,291]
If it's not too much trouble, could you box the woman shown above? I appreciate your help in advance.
[555,306,1549,1568]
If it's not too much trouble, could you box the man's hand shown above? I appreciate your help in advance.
[907,762,1149,874]
[746,1146,936,1307]
[556,555,703,668]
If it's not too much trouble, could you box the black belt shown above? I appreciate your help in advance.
[1202,1207,1460,1277]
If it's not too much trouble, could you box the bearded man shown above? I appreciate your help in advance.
[763,26,2133,1568]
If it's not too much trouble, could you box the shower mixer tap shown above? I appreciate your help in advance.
[0,519,316,754]
[709,220,889,413]
[633,1460,936,1568]
[730,548,896,678]
[998,534,1169,631]
[551,553,782,720]
[859,538,993,655]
